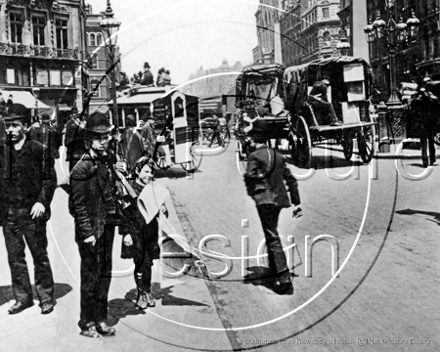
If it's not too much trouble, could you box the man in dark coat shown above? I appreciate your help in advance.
[244,136,301,294]
[69,112,119,338]
[119,114,144,174]
[64,106,86,171]
[0,105,57,315]
[309,76,342,126]
[141,62,154,86]
[29,113,62,160]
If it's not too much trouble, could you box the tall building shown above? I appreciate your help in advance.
[254,0,282,64]
[84,3,122,115]
[280,0,342,67]
[337,0,368,59]
[0,0,87,125]
[366,0,440,93]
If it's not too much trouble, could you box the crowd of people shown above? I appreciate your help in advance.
[0,100,301,338]
[130,62,172,87]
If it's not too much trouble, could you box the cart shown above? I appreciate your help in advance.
[284,57,377,168]
[234,63,292,162]
[151,89,202,173]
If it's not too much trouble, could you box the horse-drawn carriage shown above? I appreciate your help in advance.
[235,57,377,168]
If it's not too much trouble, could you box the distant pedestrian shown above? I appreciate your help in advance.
[69,113,120,338]
[0,104,57,315]
[119,114,144,174]
[156,68,165,86]
[119,157,169,309]
[244,136,301,294]
[140,115,156,159]
[64,106,86,171]
[141,62,154,86]
[6,94,13,112]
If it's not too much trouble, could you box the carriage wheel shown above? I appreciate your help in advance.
[180,143,202,173]
[343,130,354,161]
[220,125,231,145]
[433,132,440,146]
[358,124,376,163]
[154,146,171,170]
[290,115,312,168]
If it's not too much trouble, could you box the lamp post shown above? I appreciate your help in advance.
[32,87,41,123]
[99,0,121,131]
[336,28,351,56]
[364,1,419,148]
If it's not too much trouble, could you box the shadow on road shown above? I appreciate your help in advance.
[0,282,73,307]
[242,266,295,295]
[396,208,440,226]
[107,286,209,326]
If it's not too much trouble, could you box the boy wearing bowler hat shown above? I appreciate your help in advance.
[0,104,57,315]
[69,112,120,338]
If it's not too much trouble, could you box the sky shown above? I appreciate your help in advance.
[86,0,260,84]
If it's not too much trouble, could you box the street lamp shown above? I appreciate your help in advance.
[336,29,351,56]
[99,0,121,131]
[364,2,420,145]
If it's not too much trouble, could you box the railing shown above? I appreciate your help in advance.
[0,42,79,60]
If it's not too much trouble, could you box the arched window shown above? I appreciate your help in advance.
[96,33,103,46]
[89,33,96,46]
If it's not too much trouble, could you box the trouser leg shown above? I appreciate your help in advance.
[3,218,33,303]
[23,219,55,305]
[96,225,114,323]
[256,204,289,281]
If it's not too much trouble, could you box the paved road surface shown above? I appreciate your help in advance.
[0,140,438,351]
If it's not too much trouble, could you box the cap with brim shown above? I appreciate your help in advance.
[87,125,114,134]
[4,113,26,122]
[85,112,114,134]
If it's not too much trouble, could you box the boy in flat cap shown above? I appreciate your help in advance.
[69,112,120,338]
[0,104,57,315]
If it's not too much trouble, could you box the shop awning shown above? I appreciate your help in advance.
[1,90,50,109]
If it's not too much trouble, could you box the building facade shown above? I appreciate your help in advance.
[84,3,122,115]
[280,0,342,67]
[184,59,243,98]
[366,0,440,94]
[337,0,368,59]
[0,0,87,125]
[254,0,282,64]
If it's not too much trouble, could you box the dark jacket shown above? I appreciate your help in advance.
[69,152,117,242]
[119,127,144,173]
[309,81,329,102]
[29,122,62,160]
[141,70,154,86]
[64,117,86,162]
[244,146,300,207]
[0,139,57,222]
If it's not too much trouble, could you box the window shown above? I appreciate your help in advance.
[322,7,330,18]
[96,33,103,46]
[32,16,46,46]
[55,18,68,49]
[91,54,99,69]
[90,78,101,97]
[323,31,331,45]
[89,33,96,46]
[7,69,15,84]
[10,12,23,44]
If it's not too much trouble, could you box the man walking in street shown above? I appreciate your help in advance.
[140,115,157,159]
[244,136,301,294]
[0,104,57,315]
[119,114,144,174]
[69,112,119,338]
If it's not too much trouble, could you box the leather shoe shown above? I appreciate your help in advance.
[8,300,34,315]
[273,282,293,295]
[96,321,116,336]
[145,291,156,307]
[40,301,56,315]
[80,325,100,338]
[330,120,343,126]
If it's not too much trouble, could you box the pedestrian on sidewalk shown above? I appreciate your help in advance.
[69,112,120,338]
[64,106,86,171]
[0,104,57,315]
[118,157,170,309]
[119,114,144,174]
[244,136,301,294]
[140,115,157,159]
